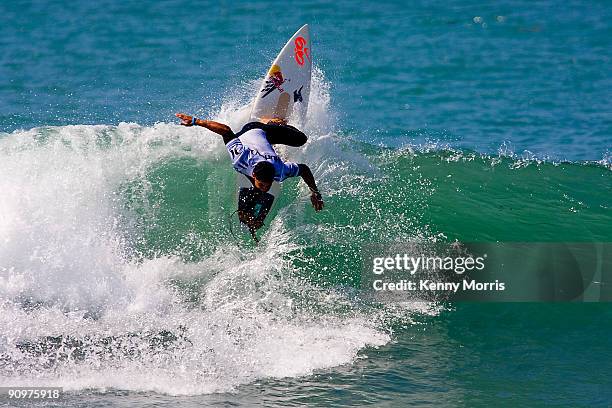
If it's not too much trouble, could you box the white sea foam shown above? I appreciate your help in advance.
[0,72,432,395]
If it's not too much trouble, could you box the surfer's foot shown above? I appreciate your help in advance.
[265,117,287,125]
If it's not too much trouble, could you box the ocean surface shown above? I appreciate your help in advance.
[1,0,611,407]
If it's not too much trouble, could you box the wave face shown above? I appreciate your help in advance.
[0,71,609,395]
[0,72,435,395]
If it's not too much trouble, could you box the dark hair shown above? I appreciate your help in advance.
[252,161,275,183]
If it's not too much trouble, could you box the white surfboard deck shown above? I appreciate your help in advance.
[235,24,313,232]
[251,23,312,126]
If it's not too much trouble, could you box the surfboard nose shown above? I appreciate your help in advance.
[251,24,312,126]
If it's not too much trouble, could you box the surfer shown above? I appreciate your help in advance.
[175,113,324,237]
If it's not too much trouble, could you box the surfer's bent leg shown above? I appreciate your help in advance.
[263,123,307,147]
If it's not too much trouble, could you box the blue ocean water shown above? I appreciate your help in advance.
[1,0,611,407]
[2,0,610,160]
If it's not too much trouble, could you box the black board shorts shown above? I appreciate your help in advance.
[223,122,307,147]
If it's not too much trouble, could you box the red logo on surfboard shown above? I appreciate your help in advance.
[294,36,310,66]
[261,65,286,98]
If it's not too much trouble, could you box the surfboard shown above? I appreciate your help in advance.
[233,25,313,240]
[251,24,312,126]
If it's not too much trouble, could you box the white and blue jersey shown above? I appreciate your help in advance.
[226,124,301,182]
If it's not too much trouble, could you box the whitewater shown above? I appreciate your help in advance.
[0,69,443,395]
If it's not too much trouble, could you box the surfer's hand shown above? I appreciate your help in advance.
[176,113,195,126]
[250,219,264,230]
[310,192,324,211]
[239,212,264,231]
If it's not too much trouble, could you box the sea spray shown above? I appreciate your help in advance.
[0,72,424,395]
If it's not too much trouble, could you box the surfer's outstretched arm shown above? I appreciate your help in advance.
[175,113,236,144]
[298,164,324,211]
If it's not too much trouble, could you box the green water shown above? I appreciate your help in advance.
[1,0,611,405]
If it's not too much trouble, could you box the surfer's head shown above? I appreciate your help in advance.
[252,161,274,192]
